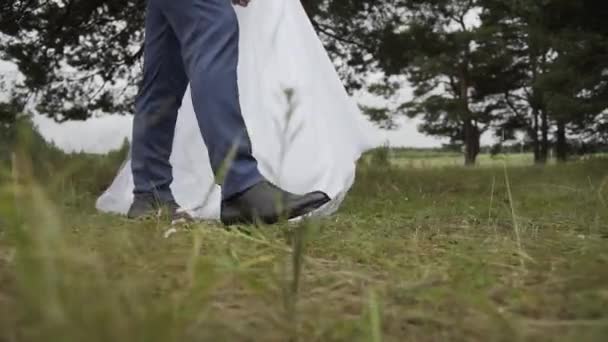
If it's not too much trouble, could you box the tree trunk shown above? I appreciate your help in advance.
[532,107,541,163]
[464,119,480,166]
[556,120,568,162]
[530,54,548,164]
[539,108,549,163]
[458,65,477,166]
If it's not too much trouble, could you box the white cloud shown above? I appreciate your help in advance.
[31,85,498,154]
[33,114,132,154]
[32,110,447,154]
[368,116,447,148]
[0,60,21,102]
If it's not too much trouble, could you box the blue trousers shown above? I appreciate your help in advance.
[131,0,263,201]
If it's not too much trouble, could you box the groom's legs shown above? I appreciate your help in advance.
[131,2,189,202]
[157,0,264,199]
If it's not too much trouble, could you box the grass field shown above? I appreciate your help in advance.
[1,139,608,341]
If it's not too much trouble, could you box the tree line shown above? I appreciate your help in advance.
[304,0,608,164]
[1,0,608,164]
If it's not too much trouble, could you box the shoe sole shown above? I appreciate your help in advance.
[287,197,331,222]
[221,196,331,226]
[288,200,330,223]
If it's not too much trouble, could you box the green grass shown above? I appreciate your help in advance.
[1,139,608,341]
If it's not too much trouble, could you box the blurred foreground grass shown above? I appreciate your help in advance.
[1,127,607,341]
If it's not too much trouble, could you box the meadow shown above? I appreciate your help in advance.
[1,131,607,341]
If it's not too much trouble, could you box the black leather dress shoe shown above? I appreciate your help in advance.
[220,181,330,225]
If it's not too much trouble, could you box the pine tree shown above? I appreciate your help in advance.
[481,0,608,162]
[0,0,145,121]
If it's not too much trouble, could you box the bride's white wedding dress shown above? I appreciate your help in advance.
[96,0,375,219]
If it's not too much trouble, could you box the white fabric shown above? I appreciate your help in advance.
[96,0,375,219]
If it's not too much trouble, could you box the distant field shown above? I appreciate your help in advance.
[391,152,535,168]
[1,137,608,341]
[365,149,607,168]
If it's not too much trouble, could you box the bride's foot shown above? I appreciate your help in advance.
[220,181,330,226]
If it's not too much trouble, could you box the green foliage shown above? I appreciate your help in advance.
[479,0,608,163]
[0,101,22,164]
[0,0,146,120]
[6,118,129,198]
[305,0,608,164]
[368,144,392,168]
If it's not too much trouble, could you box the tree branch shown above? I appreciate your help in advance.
[309,18,371,51]
[504,91,523,117]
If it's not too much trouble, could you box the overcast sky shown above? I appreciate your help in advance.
[3,62,497,154]
[2,59,466,153]
[32,112,459,154]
